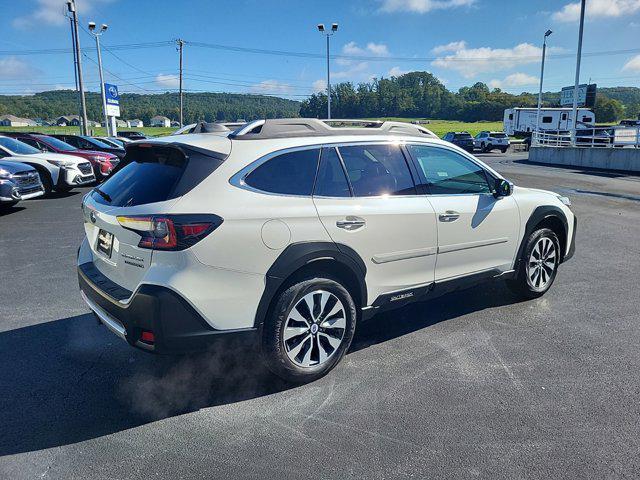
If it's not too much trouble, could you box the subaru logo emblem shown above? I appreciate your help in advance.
[90,211,97,223]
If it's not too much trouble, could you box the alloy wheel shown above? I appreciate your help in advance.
[283,290,346,368]
[527,237,557,290]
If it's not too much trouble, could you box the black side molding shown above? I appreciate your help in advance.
[253,242,367,328]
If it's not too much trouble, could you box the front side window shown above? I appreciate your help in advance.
[314,147,350,197]
[408,145,491,195]
[244,148,320,196]
[338,144,416,197]
[542,116,553,124]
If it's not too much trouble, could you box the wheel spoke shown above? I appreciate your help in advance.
[317,336,329,364]
[288,308,310,327]
[288,334,311,359]
[284,326,309,341]
[319,332,341,350]
[322,314,346,330]
[300,338,313,367]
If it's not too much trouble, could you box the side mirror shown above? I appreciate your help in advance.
[494,178,512,197]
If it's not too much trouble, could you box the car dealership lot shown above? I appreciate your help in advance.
[1,152,639,479]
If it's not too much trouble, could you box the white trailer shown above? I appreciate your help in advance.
[503,108,595,136]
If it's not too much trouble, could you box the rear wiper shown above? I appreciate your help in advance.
[93,187,112,203]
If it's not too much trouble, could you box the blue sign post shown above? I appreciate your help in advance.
[105,83,120,117]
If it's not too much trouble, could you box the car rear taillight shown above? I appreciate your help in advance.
[117,214,223,251]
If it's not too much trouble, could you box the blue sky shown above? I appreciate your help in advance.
[1,0,640,98]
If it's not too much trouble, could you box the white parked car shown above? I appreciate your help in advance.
[474,131,510,153]
[78,119,576,383]
[0,136,95,193]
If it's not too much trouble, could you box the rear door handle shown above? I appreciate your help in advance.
[336,216,366,231]
[438,211,460,222]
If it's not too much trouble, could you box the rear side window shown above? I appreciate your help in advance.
[338,144,416,197]
[92,145,225,207]
[491,133,507,138]
[244,148,320,196]
[454,133,472,139]
[408,145,491,195]
[314,147,351,197]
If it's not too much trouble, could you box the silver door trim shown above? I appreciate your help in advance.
[438,237,508,254]
[372,246,438,264]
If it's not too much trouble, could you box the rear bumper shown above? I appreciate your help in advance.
[78,262,258,354]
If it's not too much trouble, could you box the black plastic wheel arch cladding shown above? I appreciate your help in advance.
[252,242,367,329]
[516,206,569,272]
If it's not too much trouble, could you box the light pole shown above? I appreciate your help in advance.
[317,23,338,119]
[571,0,586,146]
[66,0,88,135]
[535,29,553,146]
[88,22,110,136]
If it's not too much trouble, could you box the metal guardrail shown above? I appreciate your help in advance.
[533,126,640,149]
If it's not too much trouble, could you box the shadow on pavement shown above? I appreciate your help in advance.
[0,280,521,456]
[0,206,25,217]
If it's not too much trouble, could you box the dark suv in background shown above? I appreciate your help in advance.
[51,134,126,160]
[442,131,475,152]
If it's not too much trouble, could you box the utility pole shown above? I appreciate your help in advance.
[177,39,184,127]
[535,30,553,146]
[68,12,81,130]
[88,22,110,136]
[66,0,89,135]
[571,0,586,146]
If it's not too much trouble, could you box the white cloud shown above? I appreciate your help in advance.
[250,80,293,95]
[341,41,390,57]
[388,66,410,77]
[488,72,539,89]
[552,0,640,22]
[13,0,115,29]
[622,54,640,72]
[431,40,467,54]
[379,0,475,13]
[155,73,180,88]
[312,79,327,93]
[0,57,39,79]
[432,42,548,77]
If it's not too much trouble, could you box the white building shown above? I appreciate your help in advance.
[0,114,36,127]
[127,119,144,128]
[150,115,171,127]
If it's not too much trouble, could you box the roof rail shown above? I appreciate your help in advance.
[228,118,438,140]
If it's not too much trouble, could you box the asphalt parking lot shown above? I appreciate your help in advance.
[1,151,640,479]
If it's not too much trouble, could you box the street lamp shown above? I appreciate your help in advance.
[535,29,552,146]
[317,22,338,119]
[88,22,111,136]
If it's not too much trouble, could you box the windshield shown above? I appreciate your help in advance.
[80,136,112,149]
[0,136,41,155]
[36,135,77,152]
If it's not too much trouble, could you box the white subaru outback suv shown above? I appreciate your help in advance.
[78,119,576,383]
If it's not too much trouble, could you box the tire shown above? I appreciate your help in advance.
[37,170,53,195]
[500,147,508,153]
[507,228,560,299]
[261,276,357,383]
[484,143,493,153]
[480,142,486,152]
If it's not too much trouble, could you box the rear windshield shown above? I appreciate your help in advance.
[91,144,226,207]
[454,133,472,139]
[490,132,507,138]
[36,135,77,151]
[81,136,112,149]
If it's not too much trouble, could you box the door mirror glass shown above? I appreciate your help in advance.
[494,179,512,197]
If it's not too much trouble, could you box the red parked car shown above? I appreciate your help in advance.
[3,133,119,180]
